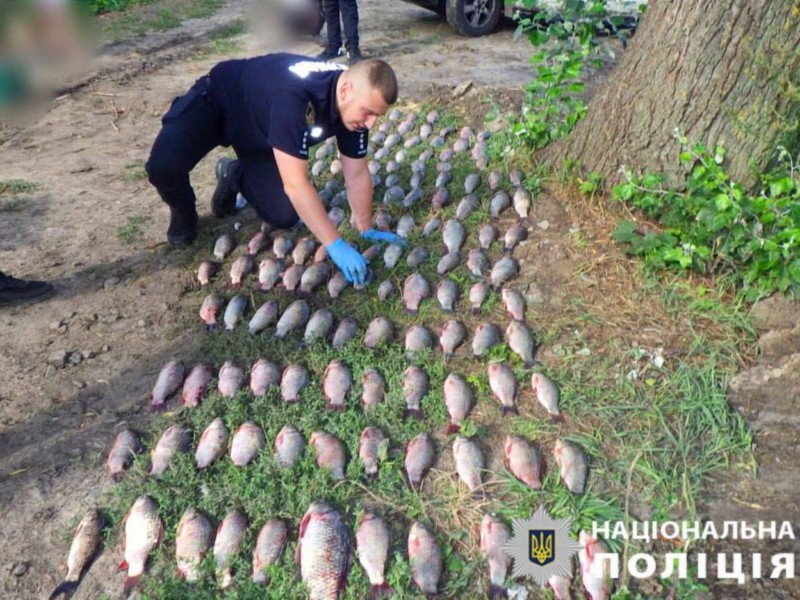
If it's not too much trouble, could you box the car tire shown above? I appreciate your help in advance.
[445,0,502,36]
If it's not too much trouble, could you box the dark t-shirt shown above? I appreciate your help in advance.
[208,53,368,160]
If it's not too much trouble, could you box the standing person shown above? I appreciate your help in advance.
[145,54,403,286]
[0,271,54,306]
[317,0,362,65]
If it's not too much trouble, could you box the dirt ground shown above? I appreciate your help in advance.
[1,0,799,598]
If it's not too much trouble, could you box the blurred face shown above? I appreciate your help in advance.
[337,80,389,132]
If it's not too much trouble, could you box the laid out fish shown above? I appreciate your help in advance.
[275,299,311,339]
[513,187,532,220]
[480,515,511,600]
[361,368,386,407]
[356,513,392,598]
[107,429,141,481]
[383,243,403,269]
[402,272,431,314]
[509,169,524,187]
[442,219,466,254]
[488,170,502,190]
[247,230,268,256]
[396,215,415,238]
[384,185,404,204]
[405,324,433,358]
[281,364,309,403]
[252,519,287,584]
[490,256,519,287]
[274,424,305,468]
[505,435,543,490]
[49,510,104,600]
[464,173,481,194]
[431,187,450,210]
[309,431,347,480]
[359,426,386,478]
[426,110,439,124]
[282,263,304,293]
[229,255,254,289]
[215,510,248,588]
[328,271,349,298]
[293,237,318,266]
[404,187,423,208]
[549,573,574,600]
[272,235,294,260]
[223,294,247,331]
[501,289,526,321]
[410,171,423,188]
[419,123,433,138]
[298,502,351,600]
[218,361,245,397]
[456,194,480,221]
[469,282,490,315]
[430,136,445,149]
[196,418,229,469]
[531,372,561,421]
[478,223,499,250]
[453,138,469,153]
[333,318,359,348]
[121,495,162,594]
[384,132,401,148]
[404,433,435,490]
[488,363,518,415]
[443,373,473,434]
[374,211,393,231]
[404,246,427,269]
[440,320,467,358]
[579,531,612,600]
[490,191,511,220]
[257,258,283,291]
[175,508,212,583]
[179,363,212,407]
[402,365,429,419]
[151,360,184,412]
[305,309,335,344]
[362,244,381,264]
[467,249,489,278]
[554,439,589,494]
[436,251,461,275]
[231,422,266,466]
[453,436,485,493]
[422,217,441,237]
[149,424,190,477]
[472,322,502,357]
[300,262,332,294]
[506,319,537,367]
[437,278,459,312]
[408,522,442,595]
[364,316,394,348]
[213,234,234,260]
[250,358,281,396]
[196,260,217,286]
[324,359,352,411]
[377,280,395,300]
[249,300,279,335]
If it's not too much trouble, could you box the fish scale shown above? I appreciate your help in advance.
[49,510,104,600]
[299,502,351,600]
[122,496,162,595]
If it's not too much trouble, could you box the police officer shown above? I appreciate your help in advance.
[145,54,404,286]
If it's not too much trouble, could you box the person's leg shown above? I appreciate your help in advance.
[236,151,300,230]
[339,0,360,61]
[318,0,343,59]
[0,270,54,306]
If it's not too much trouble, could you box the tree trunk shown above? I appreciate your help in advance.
[549,0,800,188]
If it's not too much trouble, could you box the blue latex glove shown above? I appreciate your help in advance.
[327,238,367,285]
[361,228,408,247]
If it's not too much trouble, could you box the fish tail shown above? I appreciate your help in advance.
[150,402,166,413]
[230,282,241,291]
[523,360,536,368]
[372,582,393,599]
[445,423,460,435]
[471,307,481,316]
[503,247,512,256]
[501,406,520,416]
[110,471,124,482]
[123,574,141,595]
[403,408,424,420]
[206,322,219,333]
[49,580,78,600]
[519,216,532,227]
[403,307,419,315]
[487,583,507,599]
[550,413,565,424]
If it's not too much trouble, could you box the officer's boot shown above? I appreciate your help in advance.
[211,157,242,218]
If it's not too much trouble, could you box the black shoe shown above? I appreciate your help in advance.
[211,157,241,218]
[316,47,343,61]
[0,274,55,306]
[347,48,363,65]
[167,206,198,247]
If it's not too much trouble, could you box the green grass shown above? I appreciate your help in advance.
[0,179,38,195]
[116,214,151,243]
[123,162,148,181]
[97,0,228,41]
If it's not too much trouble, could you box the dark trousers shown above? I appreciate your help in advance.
[322,0,359,53]
[145,77,300,229]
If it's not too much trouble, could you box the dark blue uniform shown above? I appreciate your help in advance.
[145,53,368,228]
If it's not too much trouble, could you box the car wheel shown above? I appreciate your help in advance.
[445,0,502,36]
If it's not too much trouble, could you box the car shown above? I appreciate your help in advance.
[400,0,646,38]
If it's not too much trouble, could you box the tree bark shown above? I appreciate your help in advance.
[548,0,800,188]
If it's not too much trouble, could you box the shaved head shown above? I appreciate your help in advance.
[344,59,398,106]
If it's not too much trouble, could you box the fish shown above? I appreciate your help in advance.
[213,234,234,260]
[509,169,524,187]
[422,217,441,237]
[431,187,450,210]
[304,309,335,344]
[513,187,532,220]
[196,261,217,286]
[333,318,359,348]
[469,282,490,315]
[410,171,423,188]
[223,294,247,331]
[374,211,393,231]
[506,319,537,368]
[464,173,481,193]
[229,255,254,289]
[298,502,351,600]
[175,508,212,583]
[49,510,104,600]
[252,519,287,584]
[480,515,511,600]
[383,243,404,269]
[436,251,461,275]
[196,418,229,469]
[554,439,589,495]
[443,373,473,434]
[548,573,574,600]
[467,249,489,278]
[472,322,502,357]
[272,235,294,260]
[250,358,281,396]
[426,110,439,123]
[314,244,329,263]
[257,258,283,292]
[478,224,498,250]
[488,363,518,415]
[396,215,415,238]
[403,187,423,208]
[402,365,429,419]
[312,160,326,177]
[364,317,394,348]
[107,429,142,481]
[385,173,400,189]
[420,123,433,138]
[282,263,305,293]
[430,136,445,148]
[383,185,404,204]
[300,262,332,294]
[324,359,352,411]
[281,364,309,403]
[490,191,511,220]
[214,510,248,589]
[309,431,347,480]
[356,513,392,598]
[275,299,311,339]
[503,223,528,253]
[361,368,386,407]
[442,219,466,254]
[377,280,395,300]
[402,272,431,314]
[531,372,561,421]
[504,435,543,490]
[218,361,245,397]
[328,271,349,298]
[404,433,435,490]
[440,319,467,358]
[460,126,473,140]
[249,300,280,335]
[436,278,459,312]
[453,435,485,493]
[384,132,401,148]
[149,424,190,477]
[293,237,318,266]
[453,138,469,153]
[408,522,442,595]
[405,324,433,359]
[359,426,386,479]
[151,360,184,412]
[274,424,305,467]
[579,531,612,600]
[230,422,266,466]
[247,231,269,256]
[501,289,525,321]
[406,246,429,268]
[120,495,162,594]
[362,244,381,264]
[488,171,502,190]
[456,194,480,220]
[490,257,519,287]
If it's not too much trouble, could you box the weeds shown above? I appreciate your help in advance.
[0,179,38,195]
[116,214,150,243]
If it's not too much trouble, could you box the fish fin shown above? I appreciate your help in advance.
[519,216,532,227]
[503,247,513,256]
[471,307,481,316]
[442,307,454,313]
[523,360,537,369]
[176,568,185,580]
[488,583,507,599]
[117,560,128,573]
[501,406,520,416]
[109,471,124,482]
[445,423,460,435]
[206,323,219,333]
[48,580,78,600]
[150,402,166,413]
[403,408,424,420]
[230,283,241,291]
[371,582,393,599]
[550,413,565,424]
[403,307,419,315]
